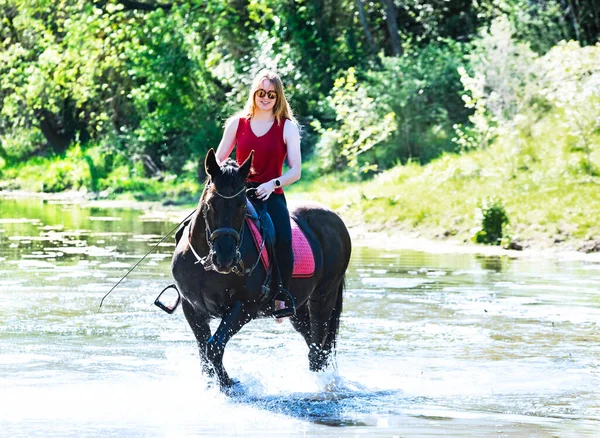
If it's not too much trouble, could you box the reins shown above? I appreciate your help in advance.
[98,185,266,313]
[97,209,196,313]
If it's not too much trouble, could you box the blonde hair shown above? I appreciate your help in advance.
[241,70,297,125]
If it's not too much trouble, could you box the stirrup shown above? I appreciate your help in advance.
[272,286,296,319]
[154,284,181,314]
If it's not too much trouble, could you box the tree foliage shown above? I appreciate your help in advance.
[1,0,228,174]
[0,0,599,191]
[457,16,600,179]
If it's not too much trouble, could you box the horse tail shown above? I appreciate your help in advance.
[325,274,345,364]
[329,218,351,356]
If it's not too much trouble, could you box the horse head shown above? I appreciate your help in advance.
[200,148,254,274]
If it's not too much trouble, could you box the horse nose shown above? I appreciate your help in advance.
[212,237,236,271]
[212,253,234,270]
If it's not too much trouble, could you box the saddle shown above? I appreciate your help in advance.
[246,196,316,319]
[164,197,315,318]
[245,206,314,278]
[245,198,276,250]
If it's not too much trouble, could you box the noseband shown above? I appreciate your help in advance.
[190,184,247,275]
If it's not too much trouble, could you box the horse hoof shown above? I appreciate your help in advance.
[222,378,243,395]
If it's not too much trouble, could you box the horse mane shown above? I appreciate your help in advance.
[218,158,241,180]
[203,158,245,199]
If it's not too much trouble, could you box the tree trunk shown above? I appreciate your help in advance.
[36,100,89,154]
[564,0,581,43]
[380,0,402,56]
[356,0,377,54]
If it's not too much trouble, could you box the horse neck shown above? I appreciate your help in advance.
[189,203,210,255]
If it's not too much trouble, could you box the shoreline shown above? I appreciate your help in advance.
[2,190,599,264]
[349,226,600,263]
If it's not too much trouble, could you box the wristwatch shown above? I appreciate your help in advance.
[274,179,282,188]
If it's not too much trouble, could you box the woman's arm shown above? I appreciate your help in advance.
[255,119,301,200]
[279,119,302,186]
[215,117,240,164]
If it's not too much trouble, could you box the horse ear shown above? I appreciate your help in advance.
[205,148,221,179]
[239,150,254,181]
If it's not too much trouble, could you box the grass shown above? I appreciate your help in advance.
[0,144,202,205]
[287,126,600,251]
[1,115,599,252]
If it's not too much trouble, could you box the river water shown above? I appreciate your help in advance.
[0,196,599,437]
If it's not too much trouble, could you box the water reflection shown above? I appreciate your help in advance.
[1,196,599,436]
[474,254,508,272]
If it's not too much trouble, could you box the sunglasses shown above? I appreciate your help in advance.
[255,89,277,100]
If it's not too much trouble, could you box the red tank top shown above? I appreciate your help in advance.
[235,117,287,194]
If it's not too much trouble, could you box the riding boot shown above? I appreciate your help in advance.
[270,253,295,319]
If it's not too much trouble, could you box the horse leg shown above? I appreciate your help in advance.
[290,302,311,345]
[181,299,213,376]
[206,299,257,388]
[290,290,333,371]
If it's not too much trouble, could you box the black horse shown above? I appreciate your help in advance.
[170,149,352,388]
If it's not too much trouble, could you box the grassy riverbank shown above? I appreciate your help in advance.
[290,158,600,254]
[2,128,599,255]
[291,130,600,254]
[2,6,599,257]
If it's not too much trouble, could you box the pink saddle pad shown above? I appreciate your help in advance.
[246,218,315,278]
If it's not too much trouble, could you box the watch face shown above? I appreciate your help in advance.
[275,179,281,187]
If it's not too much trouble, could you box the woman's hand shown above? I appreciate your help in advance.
[256,180,277,200]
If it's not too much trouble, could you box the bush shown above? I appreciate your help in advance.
[455,16,541,152]
[314,40,469,178]
[370,41,470,165]
[313,67,396,177]
[0,128,47,163]
[40,147,92,192]
[456,17,600,180]
[472,198,510,246]
[539,41,600,177]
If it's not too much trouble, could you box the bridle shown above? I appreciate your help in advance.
[188,183,264,277]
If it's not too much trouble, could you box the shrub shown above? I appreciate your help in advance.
[315,40,469,178]
[370,41,470,165]
[472,198,510,246]
[455,16,541,152]
[313,67,396,177]
[539,41,600,177]
[456,17,600,180]
[40,159,90,193]
[0,128,47,163]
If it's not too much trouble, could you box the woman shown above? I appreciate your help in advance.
[215,70,301,322]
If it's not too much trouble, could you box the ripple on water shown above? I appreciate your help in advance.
[12,259,57,269]
[360,277,432,289]
[1,197,600,436]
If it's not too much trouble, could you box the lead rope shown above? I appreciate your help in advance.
[97,209,196,313]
